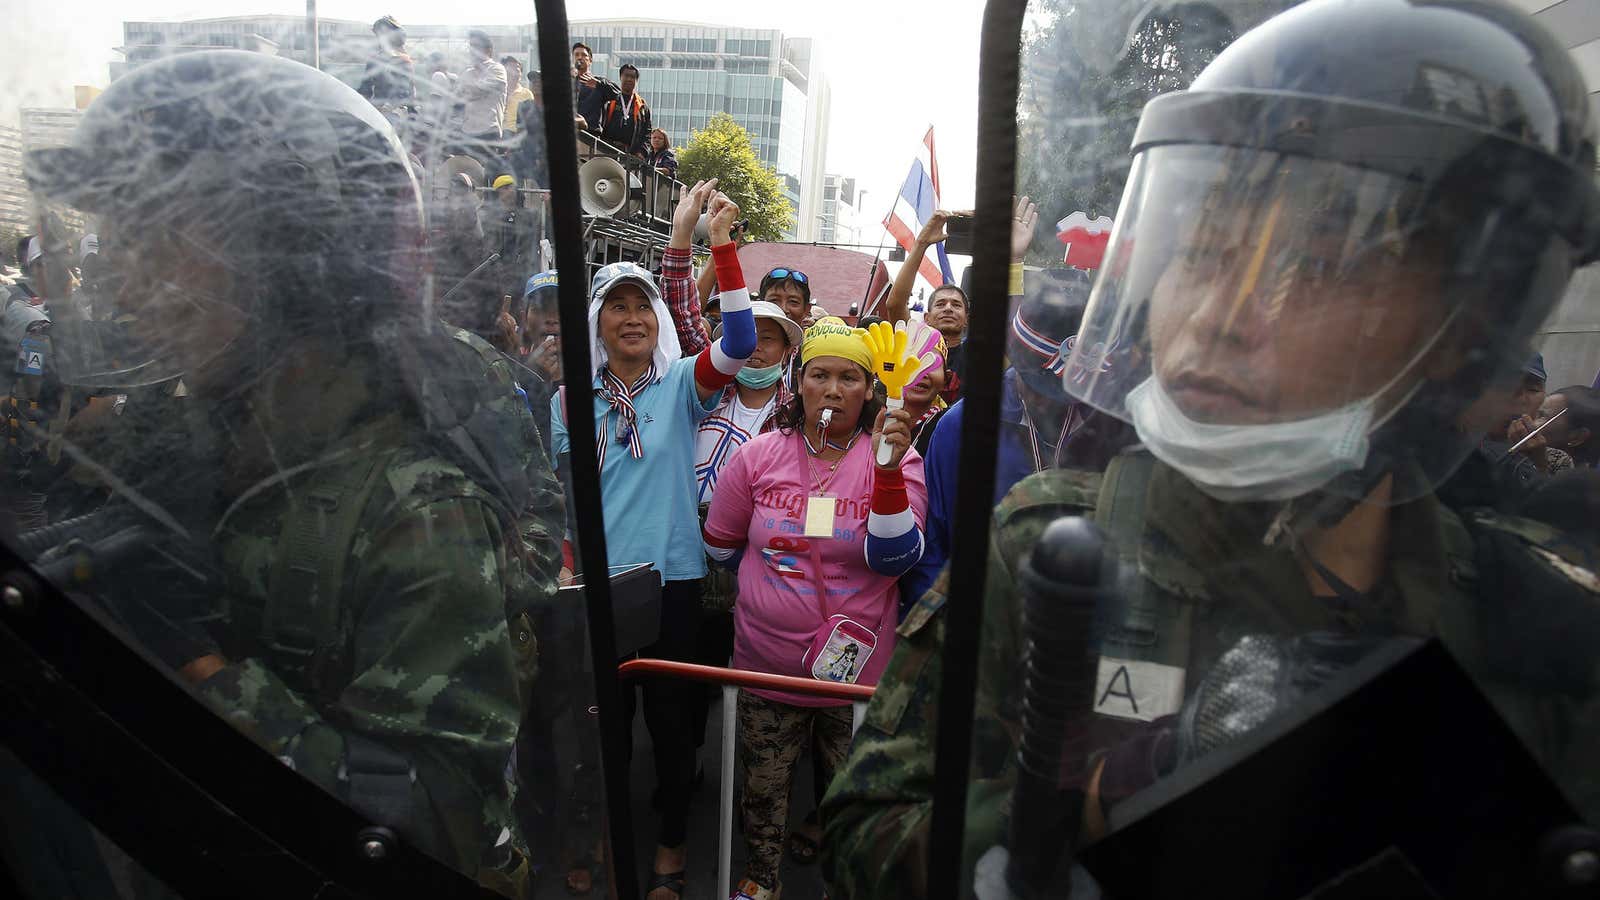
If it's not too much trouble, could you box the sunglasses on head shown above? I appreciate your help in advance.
[764,268,808,285]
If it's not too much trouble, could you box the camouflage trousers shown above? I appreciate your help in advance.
[736,689,853,890]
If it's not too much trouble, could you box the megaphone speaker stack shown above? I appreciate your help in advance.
[443,154,486,189]
[580,157,634,217]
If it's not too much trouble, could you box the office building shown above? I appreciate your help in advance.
[8,108,87,238]
[19,108,82,154]
[112,16,833,240]
[114,17,533,91]
[819,174,862,246]
[569,19,831,240]
[0,126,25,236]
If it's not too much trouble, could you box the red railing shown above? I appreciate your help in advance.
[616,658,877,701]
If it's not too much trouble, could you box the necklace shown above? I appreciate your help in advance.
[803,427,861,495]
[1018,391,1080,472]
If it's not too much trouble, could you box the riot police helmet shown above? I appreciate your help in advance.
[1060,0,1600,504]
[23,50,427,390]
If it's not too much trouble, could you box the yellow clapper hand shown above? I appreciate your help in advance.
[863,320,926,465]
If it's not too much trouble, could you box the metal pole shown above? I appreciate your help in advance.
[533,0,642,894]
[305,0,319,70]
[719,684,738,896]
[927,0,1027,893]
[857,192,900,318]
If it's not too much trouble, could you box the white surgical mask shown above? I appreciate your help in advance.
[1126,304,1462,502]
[736,362,785,389]
[1126,376,1376,502]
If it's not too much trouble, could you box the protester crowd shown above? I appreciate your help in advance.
[5,2,1600,900]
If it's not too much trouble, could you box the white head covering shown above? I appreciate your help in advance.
[587,262,680,381]
[79,233,99,262]
[24,237,42,267]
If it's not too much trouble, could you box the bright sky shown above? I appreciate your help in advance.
[6,0,984,253]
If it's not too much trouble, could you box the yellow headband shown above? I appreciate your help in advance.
[801,316,872,371]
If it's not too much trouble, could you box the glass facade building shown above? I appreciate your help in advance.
[569,19,831,240]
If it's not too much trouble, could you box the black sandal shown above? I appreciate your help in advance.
[646,870,687,899]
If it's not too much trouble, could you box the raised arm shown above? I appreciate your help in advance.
[693,194,755,402]
[885,211,952,323]
[866,407,926,577]
[696,251,719,305]
[663,179,718,354]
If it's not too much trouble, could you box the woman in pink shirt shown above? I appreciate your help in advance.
[703,318,928,900]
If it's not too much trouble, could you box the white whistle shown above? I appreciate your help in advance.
[818,407,834,436]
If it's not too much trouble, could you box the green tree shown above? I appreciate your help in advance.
[0,225,22,269]
[675,112,794,242]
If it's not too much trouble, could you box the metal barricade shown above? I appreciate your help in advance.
[617,659,876,896]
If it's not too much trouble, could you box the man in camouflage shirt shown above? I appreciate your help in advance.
[821,0,1600,895]
[21,51,564,888]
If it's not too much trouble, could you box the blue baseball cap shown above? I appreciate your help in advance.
[1525,353,1547,383]
[523,270,558,300]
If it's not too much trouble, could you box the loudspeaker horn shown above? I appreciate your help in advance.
[442,154,485,189]
[579,157,632,217]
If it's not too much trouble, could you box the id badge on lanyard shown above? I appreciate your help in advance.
[803,495,835,538]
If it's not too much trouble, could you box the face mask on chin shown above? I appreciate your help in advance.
[1126,302,1463,503]
[1126,375,1378,502]
[736,362,784,389]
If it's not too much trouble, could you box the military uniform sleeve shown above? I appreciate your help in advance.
[820,468,1094,900]
[819,572,947,900]
[512,441,565,608]
[196,494,521,850]
[820,530,1024,900]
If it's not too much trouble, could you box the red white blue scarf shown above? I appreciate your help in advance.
[595,363,656,466]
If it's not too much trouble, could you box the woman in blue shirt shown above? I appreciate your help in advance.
[551,180,753,899]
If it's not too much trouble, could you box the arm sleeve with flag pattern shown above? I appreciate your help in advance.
[694,242,755,391]
[865,465,925,577]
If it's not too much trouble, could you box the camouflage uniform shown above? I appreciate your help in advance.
[820,450,1600,899]
[67,335,564,885]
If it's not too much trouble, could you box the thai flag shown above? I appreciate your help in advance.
[884,127,954,287]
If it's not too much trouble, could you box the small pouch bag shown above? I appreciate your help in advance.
[803,613,877,684]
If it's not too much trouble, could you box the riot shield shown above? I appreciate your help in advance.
[818,1,1600,899]
[963,1,1600,898]
[0,3,637,897]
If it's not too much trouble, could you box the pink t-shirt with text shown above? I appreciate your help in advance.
[703,430,928,707]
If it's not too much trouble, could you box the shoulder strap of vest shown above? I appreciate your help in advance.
[1090,451,1195,689]
[1092,450,1155,554]
[263,449,395,694]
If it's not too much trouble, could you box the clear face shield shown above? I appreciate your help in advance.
[28,202,253,391]
[1063,144,1483,502]
[25,95,422,392]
